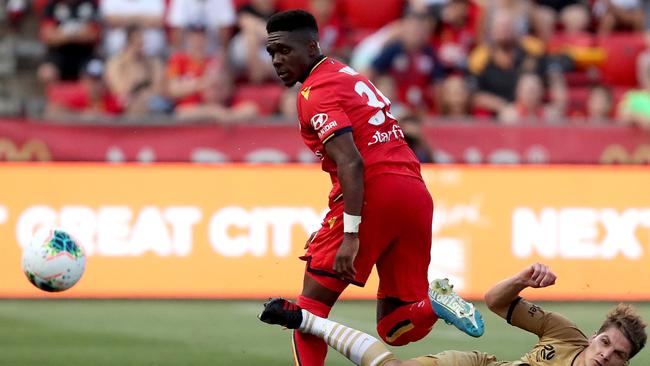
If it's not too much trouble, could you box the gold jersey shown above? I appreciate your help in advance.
[410,297,589,366]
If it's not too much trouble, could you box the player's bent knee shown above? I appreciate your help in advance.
[376,323,420,346]
[377,321,433,346]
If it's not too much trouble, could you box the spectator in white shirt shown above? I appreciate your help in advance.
[100,0,166,57]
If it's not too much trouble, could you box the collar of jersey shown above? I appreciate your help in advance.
[300,55,327,84]
[309,56,328,75]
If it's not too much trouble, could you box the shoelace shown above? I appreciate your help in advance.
[435,290,471,316]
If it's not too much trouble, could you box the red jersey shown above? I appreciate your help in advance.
[166,52,215,107]
[297,57,422,204]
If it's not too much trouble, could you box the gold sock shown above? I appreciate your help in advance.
[301,310,396,366]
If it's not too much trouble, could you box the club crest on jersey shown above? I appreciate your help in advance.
[301,86,311,100]
[310,113,329,130]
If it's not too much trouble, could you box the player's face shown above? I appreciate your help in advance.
[266,31,314,87]
[583,327,632,366]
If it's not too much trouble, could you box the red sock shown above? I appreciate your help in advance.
[376,299,438,346]
[292,295,332,366]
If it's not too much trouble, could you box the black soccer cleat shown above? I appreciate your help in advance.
[258,297,303,329]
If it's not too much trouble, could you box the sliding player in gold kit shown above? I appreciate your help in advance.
[260,263,646,366]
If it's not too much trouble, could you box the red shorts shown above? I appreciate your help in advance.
[301,173,433,302]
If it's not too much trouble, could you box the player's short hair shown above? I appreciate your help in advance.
[266,10,319,37]
[597,304,647,359]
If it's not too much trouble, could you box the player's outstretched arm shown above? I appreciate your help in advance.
[484,263,557,319]
[324,132,364,281]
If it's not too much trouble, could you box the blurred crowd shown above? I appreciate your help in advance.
[3,0,650,129]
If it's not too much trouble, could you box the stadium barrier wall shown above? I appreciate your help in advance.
[1,118,650,164]
[1,164,649,300]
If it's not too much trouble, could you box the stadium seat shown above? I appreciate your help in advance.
[566,85,629,118]
[45,82,85,106]
[597,33,646,87]
[547,32,596,54]
[566,87,590,117]
[232,83,285,116]
[341,0,404,29]
[564,71,597,88]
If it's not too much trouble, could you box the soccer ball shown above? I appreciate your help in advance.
[22,228,86,292]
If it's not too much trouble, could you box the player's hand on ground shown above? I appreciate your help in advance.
[305,231,317,249]
[519,262,556,288]
[333,234,358,281]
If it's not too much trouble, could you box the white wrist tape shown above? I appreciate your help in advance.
[343,213,362,233]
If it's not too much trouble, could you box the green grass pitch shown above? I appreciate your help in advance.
[1,300,648,365]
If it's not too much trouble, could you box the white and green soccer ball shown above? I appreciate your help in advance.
[22,228,86,292]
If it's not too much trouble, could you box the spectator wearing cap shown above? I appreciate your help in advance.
[368,10,446,115]
[105,25,169,117]
[166,0,236,52]
[100,0,166,57]
[46,59,123,118]
[229,0,278,83]
[37,0,101,84]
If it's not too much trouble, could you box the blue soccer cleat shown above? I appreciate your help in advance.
[428,278,484,337]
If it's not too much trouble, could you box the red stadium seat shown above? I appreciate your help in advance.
[547,32,596,54]
[232,83,285,116]
[597,33,646,87]
[566,86,590,116]
[564,71,597,87]
[45,82,85,106]
[341,0,404,29]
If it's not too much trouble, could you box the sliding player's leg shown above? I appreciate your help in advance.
[260,297,399,366]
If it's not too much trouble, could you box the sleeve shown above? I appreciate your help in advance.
[371,43,399,74]
[507,297,588,344]
[299,85,353,144]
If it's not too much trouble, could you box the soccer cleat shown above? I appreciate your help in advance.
[428,278,484,337]
[258,297,303,329]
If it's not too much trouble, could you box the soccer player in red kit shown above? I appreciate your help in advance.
[263,10,484,365]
